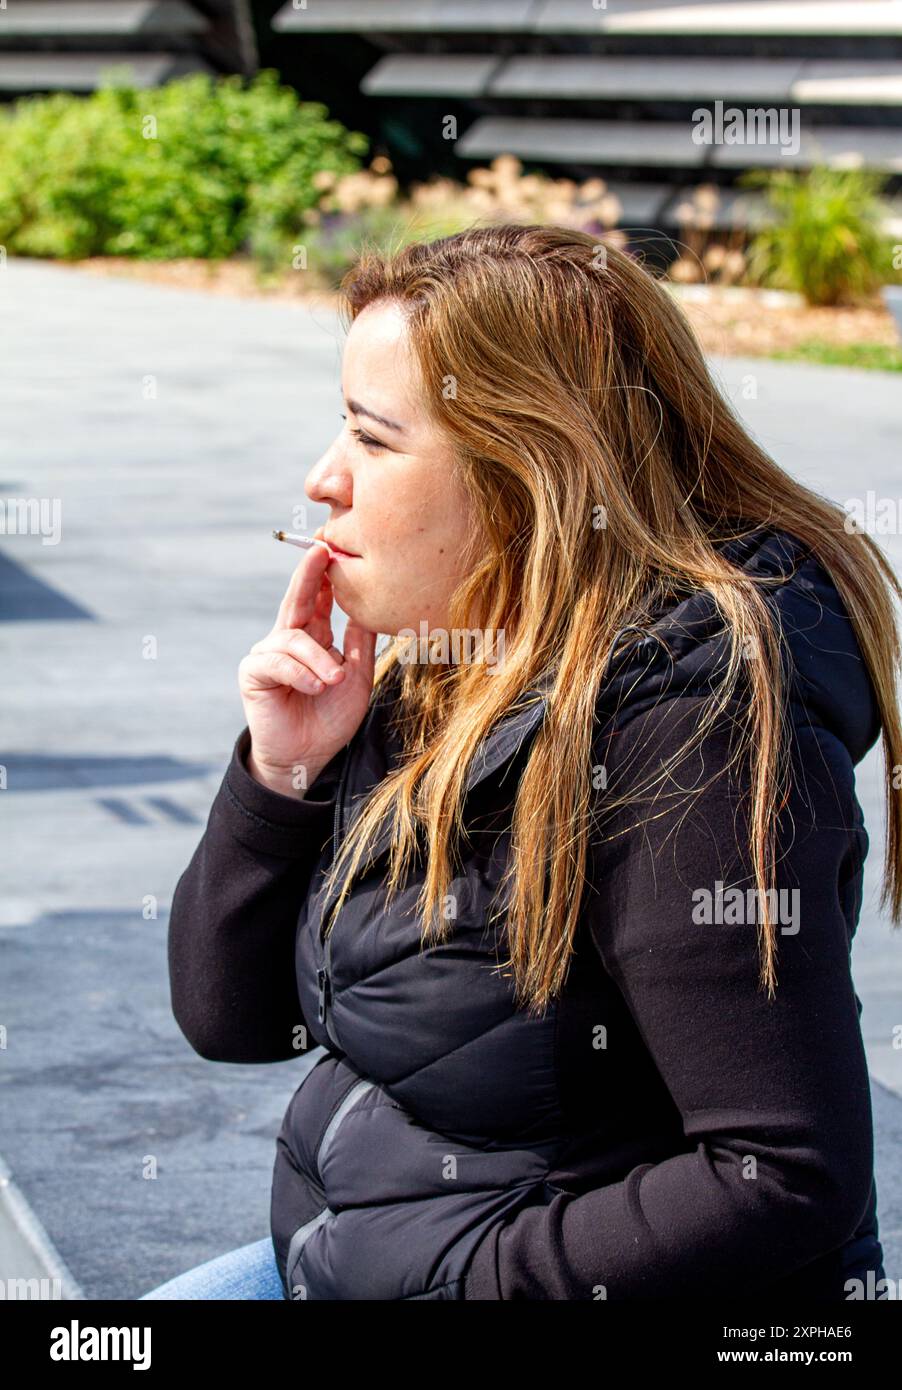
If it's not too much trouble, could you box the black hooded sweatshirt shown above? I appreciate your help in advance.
[167,527,887,1300]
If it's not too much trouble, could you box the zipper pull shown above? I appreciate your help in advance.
[317,966,331,1025]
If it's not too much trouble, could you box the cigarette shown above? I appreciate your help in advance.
[272,529,332,552]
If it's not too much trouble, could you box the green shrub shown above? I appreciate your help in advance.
[0,68,368,260]
[741,165,896,306]
[770,340,902,372]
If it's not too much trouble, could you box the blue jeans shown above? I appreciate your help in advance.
[138,1237,284,1300]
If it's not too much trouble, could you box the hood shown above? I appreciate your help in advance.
[594,526,882,767]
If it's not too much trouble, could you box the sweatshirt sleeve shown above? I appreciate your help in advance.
[463,695,876,1299]
[167,726,346,1064]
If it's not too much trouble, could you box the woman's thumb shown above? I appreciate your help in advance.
[342,620,377,673]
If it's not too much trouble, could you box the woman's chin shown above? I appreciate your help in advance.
[334,590,384,635]
[331,571,413,641]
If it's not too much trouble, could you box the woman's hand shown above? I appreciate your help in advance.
[238,540,377,797]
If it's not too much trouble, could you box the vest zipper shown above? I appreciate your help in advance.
[285,1076,376,1295]
[315,685,393,1046]
[317,748,349,1045]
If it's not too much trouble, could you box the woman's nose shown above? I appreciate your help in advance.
[305,450,351,508]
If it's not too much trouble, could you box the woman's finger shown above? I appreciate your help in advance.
[341,620,377,677]
[249,627,346,686]
[306,566,336,649]
[274,542,333,634]
[239,651,331,697]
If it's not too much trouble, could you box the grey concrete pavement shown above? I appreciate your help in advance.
[1,259,900,1297]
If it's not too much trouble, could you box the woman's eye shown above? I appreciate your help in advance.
[339,412,384,452]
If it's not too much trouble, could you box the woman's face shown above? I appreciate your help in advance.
[305,299,481,637]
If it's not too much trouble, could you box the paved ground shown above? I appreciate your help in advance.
[1,259,900,1299]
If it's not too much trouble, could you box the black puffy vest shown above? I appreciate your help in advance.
[268,527,883,1300]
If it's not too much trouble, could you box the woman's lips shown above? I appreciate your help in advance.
[313,527,358,560]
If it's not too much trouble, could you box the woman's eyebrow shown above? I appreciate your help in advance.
[344,396,407,435]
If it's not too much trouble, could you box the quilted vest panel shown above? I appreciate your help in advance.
[269,682,646,1300]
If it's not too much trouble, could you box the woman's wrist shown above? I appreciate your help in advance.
[246,747,327,800]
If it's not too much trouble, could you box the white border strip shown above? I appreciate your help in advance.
[0,1152,85,1300]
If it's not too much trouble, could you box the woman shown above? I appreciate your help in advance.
[142,225,900,1301]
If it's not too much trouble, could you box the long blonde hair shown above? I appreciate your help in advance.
[319,223,902,1014]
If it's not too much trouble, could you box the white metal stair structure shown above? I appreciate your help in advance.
[0,0,258,94]
[269,0,902,235]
